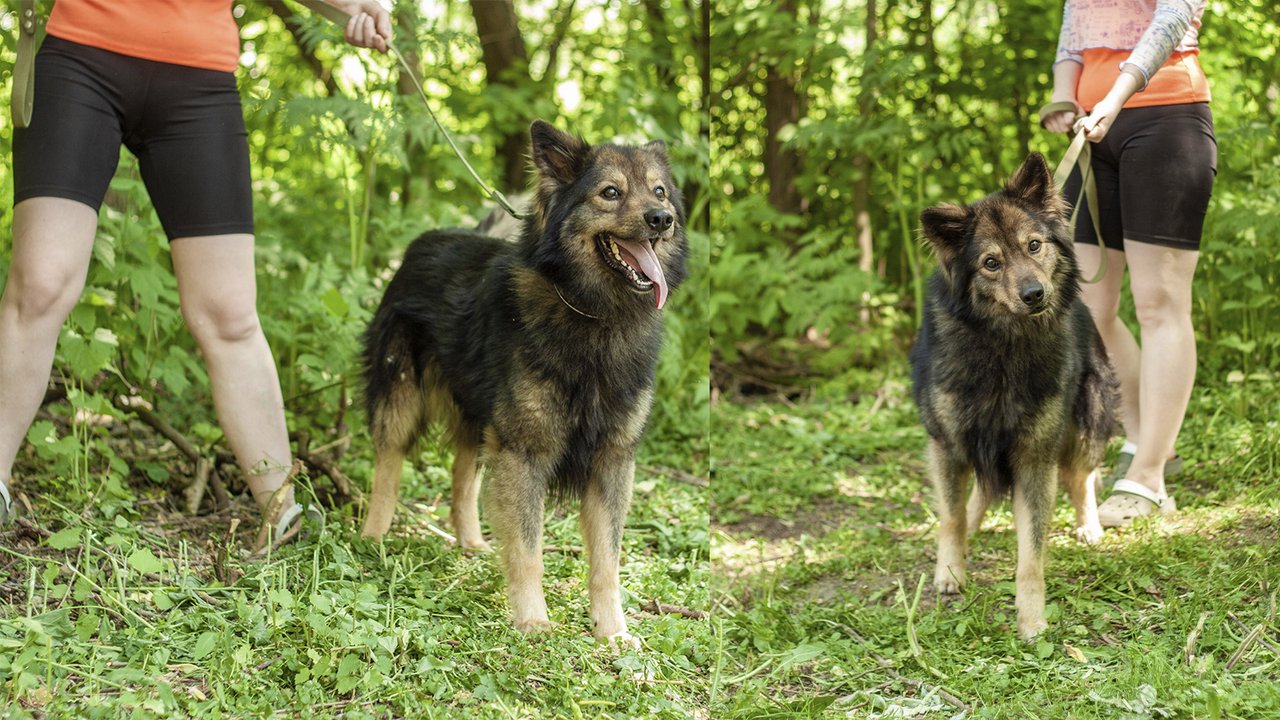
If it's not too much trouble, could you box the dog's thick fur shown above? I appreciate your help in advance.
[910,153,1119,639]
[360,121,687,646]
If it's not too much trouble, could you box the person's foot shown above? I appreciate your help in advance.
[1098,479,1176,528]
[0,478,13,527]
[1100,450,1183,493]
[250,481,324,558]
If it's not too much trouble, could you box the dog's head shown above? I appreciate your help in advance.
[523,120,687,312]
[920,153,1079,323]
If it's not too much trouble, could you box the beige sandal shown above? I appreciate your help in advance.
[1099,479,1176,528]
[0,479,12,527]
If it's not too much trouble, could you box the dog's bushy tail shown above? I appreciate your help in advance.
[361,306,418,432]
[1074,330,1122,464]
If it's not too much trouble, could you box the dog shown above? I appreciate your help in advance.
[360,120,687,647]
[910,153,1118,639]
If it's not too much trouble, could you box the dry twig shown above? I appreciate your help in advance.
[640,600,708,620]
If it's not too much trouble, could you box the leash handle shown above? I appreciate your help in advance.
[1039,101,1106,284]
[292,0,526,220]
[11,0,38,128]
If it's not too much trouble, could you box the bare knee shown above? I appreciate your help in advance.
[1,267,84,326]
[1132,285,1190,331]
[1078,284,1122,331]
[182,300,263,347]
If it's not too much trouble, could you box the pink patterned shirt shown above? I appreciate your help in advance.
[1055,0,1206,87]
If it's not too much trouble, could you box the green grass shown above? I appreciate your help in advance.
[712,368,1280,719]
[0,434,711,718]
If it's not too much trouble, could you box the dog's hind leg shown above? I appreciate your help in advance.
[362,383,424,540]
[485,445,552,634]
[1061,454,1103,544]
[449,439,489,550]
[929,438,972,594]
[965,484,992,538]
[1012,465,1057,640]
[581,451,638,649]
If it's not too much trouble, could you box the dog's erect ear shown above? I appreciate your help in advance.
[531,120,590,186]
[1005,152,1055,208]
[920,203,970,269]
[644,139,669,164]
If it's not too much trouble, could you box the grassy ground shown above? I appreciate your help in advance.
[0,430,711,718]
[711,367,1280,719]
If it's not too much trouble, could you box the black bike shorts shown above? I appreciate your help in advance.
[12,34,253,239]
[1063,102,1216,252]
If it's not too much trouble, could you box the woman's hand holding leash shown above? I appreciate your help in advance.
[1043,98,1082,134]
[331,0,393,53]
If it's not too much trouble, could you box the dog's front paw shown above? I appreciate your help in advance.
[934,567,965,595]
[1075,522,1104,545]
[457,536,492,553]
[1017,617,1048,641]
[514,617,555,634]
[598,631,641,651]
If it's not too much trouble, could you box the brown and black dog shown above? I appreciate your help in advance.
[360,121,687,647]
[911,153,1118,639]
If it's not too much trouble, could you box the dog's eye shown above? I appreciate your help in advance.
[655,185,666,199]
[984,257,1001,271]
[1028,239,1042,253]
[600,186,621,200]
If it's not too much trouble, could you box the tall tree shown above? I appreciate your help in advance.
[470,0,533,191]
[854,0,878,308]
[764,0,807,224]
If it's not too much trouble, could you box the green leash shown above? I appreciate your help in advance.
[1039,100,1106,284]
[294,0,526,220]
[11,0,37,128]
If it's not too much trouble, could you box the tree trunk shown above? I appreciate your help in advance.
[470,0,532,191]
[855,0,879,323]
[641,0,677,88]
[395,6,425,207]
[764,0,806,225]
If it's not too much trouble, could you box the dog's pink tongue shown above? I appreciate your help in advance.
[614,238,669,309]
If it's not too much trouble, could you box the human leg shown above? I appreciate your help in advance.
[170,235,294,515]
[0,199,100,485]
[1115,240,1199,499]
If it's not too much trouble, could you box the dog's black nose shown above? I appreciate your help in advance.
[645,208,674,232]
[1020,282,1045,307]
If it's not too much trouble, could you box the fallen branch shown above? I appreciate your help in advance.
[114,396,200,461]
[295,449,354,498]
[14,516,52,539]
[114,396,232,513]
[640,600,708,620]
[185,458,214,515]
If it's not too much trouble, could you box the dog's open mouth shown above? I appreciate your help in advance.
[596,234,669,309]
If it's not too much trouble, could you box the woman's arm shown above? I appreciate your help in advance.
[1121,0,1201,89]
[1045,60,1084,133]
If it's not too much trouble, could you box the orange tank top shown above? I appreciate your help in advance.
[1077,48,1211,112]
[46,0,239,73]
